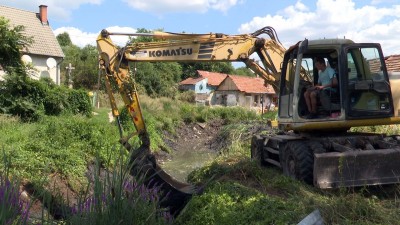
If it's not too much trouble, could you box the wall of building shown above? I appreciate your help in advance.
[0,55,61,85]
[194,78,210,94]
[213,91,275,112]
[29,55,61,85]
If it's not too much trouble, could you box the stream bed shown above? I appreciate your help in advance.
[159,148,218,182]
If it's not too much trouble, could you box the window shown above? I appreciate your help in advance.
[346,47,391,117]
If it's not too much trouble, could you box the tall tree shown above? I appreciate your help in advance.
[233,67,256,77]
[0,17,32,74]
[57,31,99,90]
[56,32,72,47]
[129,28,154,43]
[128,28,183,97]
[73,44,99,89]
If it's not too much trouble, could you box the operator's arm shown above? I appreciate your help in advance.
[315,77,337,90]
[315,68,338,90]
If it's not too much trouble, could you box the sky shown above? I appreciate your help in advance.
[1,0,400,56]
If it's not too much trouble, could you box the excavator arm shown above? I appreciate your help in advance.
[96,26,293,215]
[97,26,288,92]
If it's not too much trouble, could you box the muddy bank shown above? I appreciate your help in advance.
[158,119,225,182]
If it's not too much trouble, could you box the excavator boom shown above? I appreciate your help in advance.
[97,27,301,94]
[96,26,290,214]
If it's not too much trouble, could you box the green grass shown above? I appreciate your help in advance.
[0,109,120,191]
[351,124,400,135]
[180,154,400,225]
[177,120,400,225]
[3,94,400,224]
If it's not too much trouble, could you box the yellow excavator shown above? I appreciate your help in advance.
[96,26,400,213]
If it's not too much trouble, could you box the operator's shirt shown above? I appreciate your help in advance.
[318,67,336,87]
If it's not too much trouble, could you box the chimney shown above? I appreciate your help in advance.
[38,5,48,24]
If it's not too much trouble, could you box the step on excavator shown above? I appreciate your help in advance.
[96,26,400,214]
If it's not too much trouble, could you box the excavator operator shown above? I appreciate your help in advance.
[304,57,338,119]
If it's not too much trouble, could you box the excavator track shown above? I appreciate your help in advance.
[251,132,400,188]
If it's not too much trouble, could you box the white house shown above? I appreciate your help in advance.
[179,70,228,103]
[215,75,276,111]
[0,5,64,84]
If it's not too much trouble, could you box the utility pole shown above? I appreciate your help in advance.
[65,63,75,88]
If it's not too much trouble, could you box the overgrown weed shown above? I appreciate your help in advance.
[0,110,119,192]
[66,148,172,225]
[0,152,30,224]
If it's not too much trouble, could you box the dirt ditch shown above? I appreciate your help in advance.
[157,119,225,182]
[21,119,225,221]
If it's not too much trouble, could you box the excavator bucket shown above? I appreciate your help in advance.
[124,140,197,215]
[314,149,400,188]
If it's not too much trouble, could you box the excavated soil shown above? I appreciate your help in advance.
[156,119,225,182]
[158,119,225,159]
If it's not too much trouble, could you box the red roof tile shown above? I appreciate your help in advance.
[179,70,275,94]
[385,55,400,72]
[227,75,275,94]
[179,76,205,85]
[197,70,228,86]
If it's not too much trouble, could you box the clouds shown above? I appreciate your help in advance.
[238,0,400,55]
[2,0,103,21]
[121,0,241,14]
[54,26,136,47]
[4,0,400,56]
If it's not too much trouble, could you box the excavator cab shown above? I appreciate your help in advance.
[262,39,400,188]
[278,39,394,130]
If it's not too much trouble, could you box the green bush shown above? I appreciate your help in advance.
[0,72,92,120]
[178,90,196,103]
[0,72,47,121]
[180,103,196,123]
[67,89,92,116]
[43,88,66,115]
[8,98,42,122]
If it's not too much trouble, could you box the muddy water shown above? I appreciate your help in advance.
[159,147,218,182]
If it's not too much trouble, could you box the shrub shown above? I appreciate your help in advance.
[43,88,66,115]
[0,72,93,120]
[67,89,92,116]
[178,90,196,103]
[8,98,42,122]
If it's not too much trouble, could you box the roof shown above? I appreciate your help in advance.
[179,76,205,85]
[197,70,228,86]
[226,75,275,94]
[385,55,400,72]
[0,5,64,58]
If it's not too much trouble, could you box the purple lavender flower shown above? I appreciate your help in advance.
[0,174,30,224]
